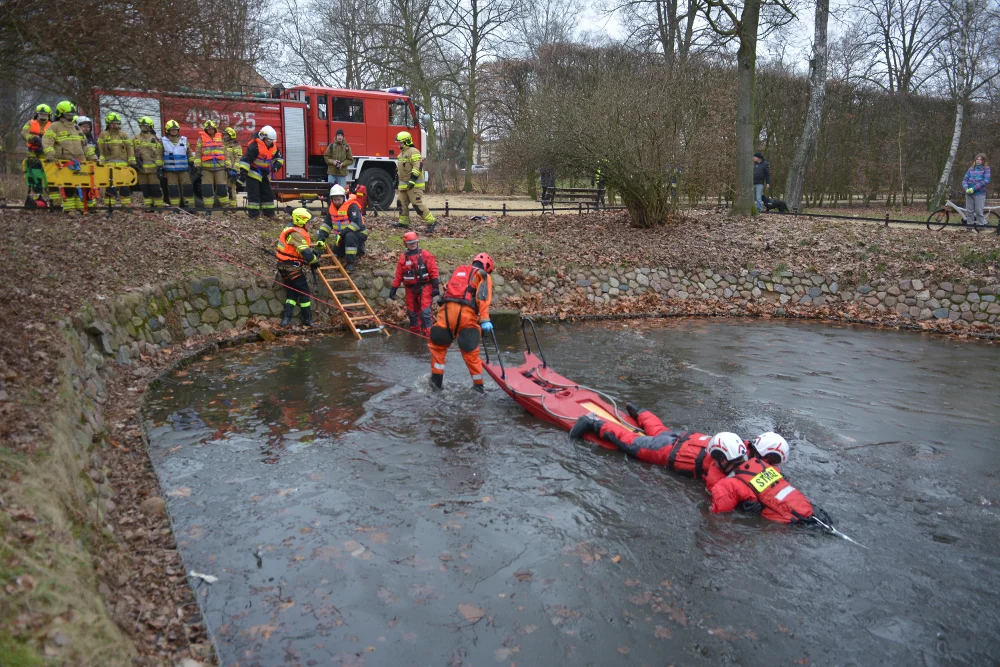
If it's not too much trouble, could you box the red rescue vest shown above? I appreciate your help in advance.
[26,119,49,153]
[442,264,486,308]
[664,431,713,479]
[250,138,275,173]
[731,457,813,523]
[328,194,363,229]
[276,226,311,262]
[401,249,430,286]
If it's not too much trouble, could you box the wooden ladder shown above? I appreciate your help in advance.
[315,253,389,339]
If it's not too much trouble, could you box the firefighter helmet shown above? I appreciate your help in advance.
[55,100,77,118]
[203,119,217,130]
[708,432,747,464]
[291,207,312,226]
[752,432,790,464]
[138,116,155,128]
[403,231,419,246]
[165,119,180,132]
[259,125,277,142]
[329,184,346,198]
[36,104,52,115]
[105,112,122,124]
[75,115,92,127]
[395,131,412,145]
[473,252,494,274]
[225,127,237,139]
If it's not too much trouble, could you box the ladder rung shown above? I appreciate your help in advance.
[349,315,377,322]
[356,327,384,334]
[326,277,351,282]
[341,303,367,308]
[332,290,357,295]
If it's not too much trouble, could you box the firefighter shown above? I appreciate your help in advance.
[394,131,435,232]
[196,119,230,209]
[75,116,98,156]
[318,184,367,271]
[97,112,136,208]
[132,116,164,210]
[238,125,283,218]
[161,119,194,208]
[21,103,51,207]
[706,436,828,525]
[428,253,494,392]
[389,231,440,336]
[276,207,321,327]
[748,432,790,467]
[223,126,242,209]
[42,100,96,214]
[324,128,353,187]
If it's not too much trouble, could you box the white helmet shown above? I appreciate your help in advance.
[75,115,92,126]
[259,125,277,141]
[329,184,346,198]
[708,432,747,463]
[752,432,789,463]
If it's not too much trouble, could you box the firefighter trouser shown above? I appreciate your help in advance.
[227,177,239,209]
[280,267,312,321]
[405,283,434,334]
[246,177,275,218]
[101,161,131,206]
[396,187,435,226]
[165,170,193,206]
[135,171,163,208]
[201,168,230,209]
[428,303,483,386]
[22,157,47,197]
[50,186,82,212]
[334,229,366,262]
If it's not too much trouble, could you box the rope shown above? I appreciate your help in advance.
[142,207,428,340]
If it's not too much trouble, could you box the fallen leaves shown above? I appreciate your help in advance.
[166,487,191,497]
[458,603,487,622]
[246,624,278,640]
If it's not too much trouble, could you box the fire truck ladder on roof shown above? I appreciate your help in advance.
[315,252,389,339]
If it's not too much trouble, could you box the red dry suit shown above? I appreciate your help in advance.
[598,411,726,490]
[709,457,815,524]
[392,247,439,335]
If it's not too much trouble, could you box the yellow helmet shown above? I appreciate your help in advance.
[225,127,237,139]
[36,104,52,115]
[291,207,312,226]
[165,119,180,131]
[395,131,412,145]
[55,100,76,118]
[203,119,217,130]
[138,116,155,128]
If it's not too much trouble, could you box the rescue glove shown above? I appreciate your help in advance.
[229,169,239,179]
[156,166,164,179]
[481,321,493,333]
[236,172,246,187]
[739,501,764,514]
[966,187,975,194]
[407,180,416,189]
[388,287,397,300]
[314,240,327,251]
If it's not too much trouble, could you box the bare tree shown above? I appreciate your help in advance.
[440,0,523,191]
[613,0,713,71]
[784,0,830,209]
[929,0,1000,207]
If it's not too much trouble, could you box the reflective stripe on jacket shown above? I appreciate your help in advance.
[161,135,190,172]
[198,131,228,169]
[276,226,311,262]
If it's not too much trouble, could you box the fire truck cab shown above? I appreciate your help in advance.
[95,84,428,209]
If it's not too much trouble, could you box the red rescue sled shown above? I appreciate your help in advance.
[481,318,641,449]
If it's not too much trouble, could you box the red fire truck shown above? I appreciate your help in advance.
[94,85,428,209]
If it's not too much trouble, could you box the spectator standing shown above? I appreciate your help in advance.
[753,152,770,213]
[962,154,990,226]
[324,128,353,187]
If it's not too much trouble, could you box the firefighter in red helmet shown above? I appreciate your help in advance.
[389,231,440,336]
[428,253,494,393]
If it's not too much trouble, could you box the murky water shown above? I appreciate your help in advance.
[144,321,1000,666]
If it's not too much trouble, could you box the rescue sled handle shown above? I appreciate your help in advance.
[521,317,548,368]
[482,326,505,380]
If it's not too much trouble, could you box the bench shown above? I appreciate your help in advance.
[540,186,605,213]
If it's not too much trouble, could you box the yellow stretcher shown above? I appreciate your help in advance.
[43,161,137,188]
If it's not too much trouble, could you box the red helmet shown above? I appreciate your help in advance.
[473,252,494,274]
[403,231,419,245]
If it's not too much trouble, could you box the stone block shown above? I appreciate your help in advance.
[800,295,812,304]
[249,300,270,315]
[911,279,924,291]
[857,284,873,294]
[269,299,283,316]
[202,308,220,324]
[887,286,901,296]
[967,292,980,302]
[808,286,822,298]
[638,274,650,287]
[186,311,201,327]
[677,291,689,299]
[115,347,131,365]
[988,303,1000,315]
[961,311,974,321]
[198,324,215,335]
[915,290,930,300]
[953,284,966,295]
[932,308,949,319]
[608,277,619,288]
[864,296,880,306]
[885,296,897,307]
[205,286,222,307]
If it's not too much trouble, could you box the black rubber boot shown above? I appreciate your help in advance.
[425,223,436,234]
[345,260,356,273]
[625,403,643,420]
[569,414,602,439]
[280,303,294,327]
[301,307,317,327]
[471,383,484,394]
[429,374,443,391]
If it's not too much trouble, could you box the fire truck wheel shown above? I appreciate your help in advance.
[357,168,394,210]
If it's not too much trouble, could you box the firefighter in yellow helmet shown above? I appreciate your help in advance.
[98,112,136,208]
[162,119,194,208]
[394,131,435,233]
[276,207,321,327]
[223,126,242,209]
[132,116,164,210]
[21,103,51,207]
[196,119,231,209]
[42,100,97,213]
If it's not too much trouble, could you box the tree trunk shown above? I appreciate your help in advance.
[930,98,966,210]
[732,0,760,216]
[784,0,829,210]
[463,40,478,192]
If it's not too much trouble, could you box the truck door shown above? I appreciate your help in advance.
[330,95,366,157]
[281,104,307,179]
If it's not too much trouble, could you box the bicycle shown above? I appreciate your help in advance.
[926,190,1000,232]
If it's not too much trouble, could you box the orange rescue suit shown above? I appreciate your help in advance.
[428,265,493,386]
